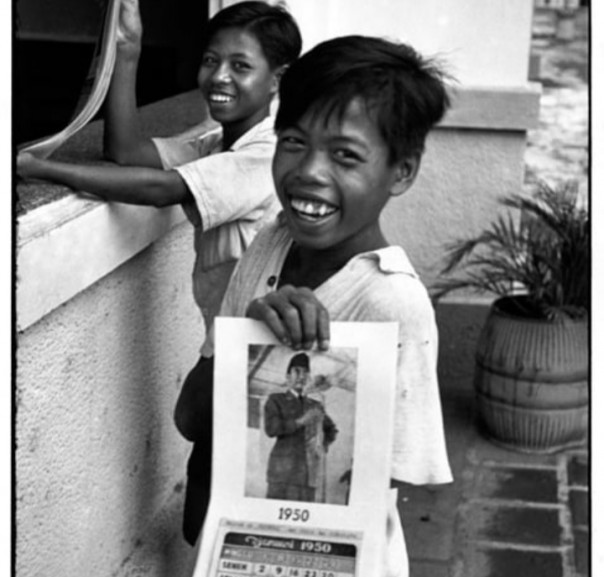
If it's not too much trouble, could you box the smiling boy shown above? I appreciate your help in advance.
[181,35,453,575]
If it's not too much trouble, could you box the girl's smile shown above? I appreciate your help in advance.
[198,27,280,144]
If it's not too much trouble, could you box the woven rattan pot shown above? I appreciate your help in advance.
[474,296,588,453]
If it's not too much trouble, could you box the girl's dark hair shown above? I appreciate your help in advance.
[202,1,302,69]
[275,35,452,164]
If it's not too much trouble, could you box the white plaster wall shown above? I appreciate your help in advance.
[283,0,534,86]
[16,222,202,577]
[381,128,529,288]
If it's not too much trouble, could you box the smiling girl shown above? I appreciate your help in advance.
[17,0,302,327]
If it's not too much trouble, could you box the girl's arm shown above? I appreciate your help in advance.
[103,0,162,168]
[17,152,191,208]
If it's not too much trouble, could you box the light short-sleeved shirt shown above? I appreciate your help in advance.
[203,218,453,576]
[152,115,280,321]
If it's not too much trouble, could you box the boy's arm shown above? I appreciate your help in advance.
[246,285,331,351]
[17,152,191,208]
[102,0,162,168]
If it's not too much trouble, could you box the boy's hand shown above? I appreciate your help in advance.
[116,0,143,59]
[246,285,330,351]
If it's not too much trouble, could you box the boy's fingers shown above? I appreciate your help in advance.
[291,287,330,350]
[246,297,291,346]
[316,306,330,350]
[289,288,319,350]
[247,291,304,348]
[246,286,330,351]
[271,287,304,348]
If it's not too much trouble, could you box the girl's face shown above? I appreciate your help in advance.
[198,27,280,138]
[273,99,417,258]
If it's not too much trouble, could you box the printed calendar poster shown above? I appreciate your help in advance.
[194,318,399,577]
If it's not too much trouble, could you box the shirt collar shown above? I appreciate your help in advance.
[275,218,419,278]
[227,114,276,151]
[366,246,419,277]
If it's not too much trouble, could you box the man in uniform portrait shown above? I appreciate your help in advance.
[264,353,338,502]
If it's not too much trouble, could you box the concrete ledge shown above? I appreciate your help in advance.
[443,84,542,131]
[16,91,208,332]
[16,197,186,331]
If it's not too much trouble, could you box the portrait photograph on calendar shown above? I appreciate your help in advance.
[244,344,358,507]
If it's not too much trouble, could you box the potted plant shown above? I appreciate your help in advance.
[433,180,589,453]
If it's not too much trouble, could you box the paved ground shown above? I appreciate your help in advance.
[398,300,589,577]
[396,10,590,577]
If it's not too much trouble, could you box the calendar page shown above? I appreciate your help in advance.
[211,520,361,577]
[193,318,399,577]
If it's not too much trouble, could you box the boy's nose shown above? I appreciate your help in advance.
[296,151,329,183]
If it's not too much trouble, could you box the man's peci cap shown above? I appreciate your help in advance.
[287,352,310,372]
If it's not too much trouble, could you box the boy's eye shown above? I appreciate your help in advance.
[333,148,363,164]
[278,135,305,150]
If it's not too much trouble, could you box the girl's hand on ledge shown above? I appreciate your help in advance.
[16,152,45,182]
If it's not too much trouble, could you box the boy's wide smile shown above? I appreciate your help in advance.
[289,197,338,222]
[273,98,407,255]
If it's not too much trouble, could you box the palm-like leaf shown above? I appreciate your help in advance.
[432,181,589,320]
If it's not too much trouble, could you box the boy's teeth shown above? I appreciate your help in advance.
[291,198,336,217]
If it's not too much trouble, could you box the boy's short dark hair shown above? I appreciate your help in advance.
[275,35,451,163]
[202,1,302,70]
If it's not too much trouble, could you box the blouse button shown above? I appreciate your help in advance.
[267,275,277,287]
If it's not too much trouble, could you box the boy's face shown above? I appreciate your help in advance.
[198,27,279,135]
[273,99,416,255]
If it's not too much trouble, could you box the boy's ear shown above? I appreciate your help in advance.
[270,65,288,94]
[390,155,421,197]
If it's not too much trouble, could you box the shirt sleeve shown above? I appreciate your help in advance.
[152,126,222,170]
[354,276,453,485]
[174,141,277,231]
[393,293,452,484]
